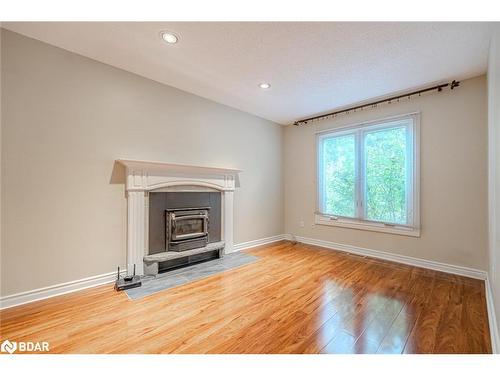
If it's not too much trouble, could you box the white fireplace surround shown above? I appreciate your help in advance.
[117,159,241,275]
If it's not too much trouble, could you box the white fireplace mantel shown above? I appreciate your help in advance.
[117,159,241,275]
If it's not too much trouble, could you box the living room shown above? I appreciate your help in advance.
[1,0,499,372]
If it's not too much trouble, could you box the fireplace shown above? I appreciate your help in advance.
[116,159,240,276]
[166,207,209,252]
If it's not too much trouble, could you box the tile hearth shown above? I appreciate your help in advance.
[126,252,258,300]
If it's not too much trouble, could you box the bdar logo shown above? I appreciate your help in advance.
[1,339,49,353]
[1,339,17,354]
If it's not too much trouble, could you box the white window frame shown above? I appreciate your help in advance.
[315,112,420,237]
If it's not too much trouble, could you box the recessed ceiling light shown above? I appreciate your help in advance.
[259,83,271,89]
[160,31,179,44]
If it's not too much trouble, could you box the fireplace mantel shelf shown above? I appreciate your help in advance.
[117,159,241,175]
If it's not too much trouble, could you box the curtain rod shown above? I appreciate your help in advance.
[293,80,460,126]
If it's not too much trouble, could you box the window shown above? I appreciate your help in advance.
[316,113,420,236]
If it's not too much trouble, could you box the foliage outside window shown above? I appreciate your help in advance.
[317,113,419,234]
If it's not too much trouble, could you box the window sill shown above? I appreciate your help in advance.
[314,214,421,237]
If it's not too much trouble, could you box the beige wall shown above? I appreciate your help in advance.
[284,75,489,270]
[0,30,284,296]
[488,25,500,347]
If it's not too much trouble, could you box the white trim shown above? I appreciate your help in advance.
[0,269,127,310]
[2,233,497,350]
[314,214,421,237]
[292,235,488,280]
[233,234,289,252]
[297,232,500,350]
[0,234,287,311]
[486,277,500,354]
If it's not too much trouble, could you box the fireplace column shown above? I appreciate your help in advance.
[222,190,234,253]
[127,190,146,275]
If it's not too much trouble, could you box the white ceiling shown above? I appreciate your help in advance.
[3,22,495,125]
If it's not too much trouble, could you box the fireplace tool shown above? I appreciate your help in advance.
[114,264,142,291]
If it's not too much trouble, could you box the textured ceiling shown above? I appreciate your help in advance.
[3,22,495,124]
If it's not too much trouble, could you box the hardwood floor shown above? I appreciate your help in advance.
[0,241,492,354]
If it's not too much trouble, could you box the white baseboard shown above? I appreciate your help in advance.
[1,231,495,350]
[233,234,289,252]
[291,234,488,280]
[0,234,290,310]
[292,234,500,353]
[486,277,500,354]
[0,269,127,310]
